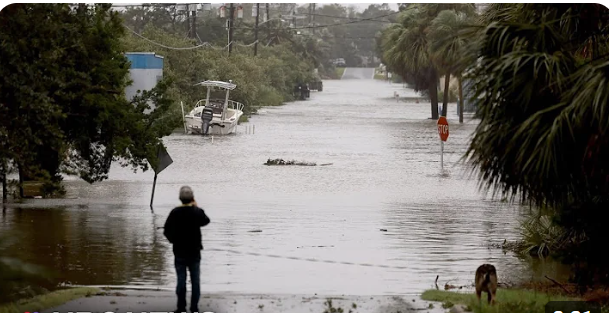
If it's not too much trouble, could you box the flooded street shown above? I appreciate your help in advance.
[1,78,566,296]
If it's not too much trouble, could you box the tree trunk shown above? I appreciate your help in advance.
[442,72,450,117]
[429,77,439,120]
[1,161,6,203]
[17,163,23,199]
[458,75,464,124]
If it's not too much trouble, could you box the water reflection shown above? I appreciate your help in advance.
[0,79,570,295]
[0,205,168,287]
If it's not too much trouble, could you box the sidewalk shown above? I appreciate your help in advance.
[42,290,447,313]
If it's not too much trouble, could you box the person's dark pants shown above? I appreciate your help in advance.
[175,257,201,312]
[201,121,210,135]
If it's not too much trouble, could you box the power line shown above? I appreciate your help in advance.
[297,11,395,23]
[122,10,404,51]
[227,11,399,31]
[125,25,263,50]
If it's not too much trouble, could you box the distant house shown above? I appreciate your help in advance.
[124,52,164,111]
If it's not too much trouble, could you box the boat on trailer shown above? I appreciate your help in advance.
[184,80,245,135]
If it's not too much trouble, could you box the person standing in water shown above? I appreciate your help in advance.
[163,186,211,313]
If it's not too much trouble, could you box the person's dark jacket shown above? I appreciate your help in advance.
[163,204,211,259]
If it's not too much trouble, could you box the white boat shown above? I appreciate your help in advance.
[184,80,245,135]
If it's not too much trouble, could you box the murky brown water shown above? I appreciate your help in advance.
[1,78,570,295]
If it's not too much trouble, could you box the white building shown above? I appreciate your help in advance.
[124,52,164,111]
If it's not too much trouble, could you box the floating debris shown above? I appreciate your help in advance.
[264,158,320,166]
[248,230,262,233]
[380,229,388,232]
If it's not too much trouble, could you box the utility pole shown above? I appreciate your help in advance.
[228,3,235,55]
[312,3,316,34]
[265,3,270,39]
[190,4,197,39]
[186,4,190,38]
[254,3,260,56]
[308,3,312,24]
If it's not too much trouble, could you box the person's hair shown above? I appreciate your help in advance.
[179,186,194,204]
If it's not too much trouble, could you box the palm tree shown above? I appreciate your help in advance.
[381,7,440,119]
[464,3,609,282]
[380,4,477,120]
[429,9,477,122]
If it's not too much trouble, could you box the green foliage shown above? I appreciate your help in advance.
[122,25,315,116]
[438,89,458,103]
[463,4,609,283]
[421,289,578,313]
[0,4,178,189]
[335,67,346,79]
[379,4,476,119]
[0,287,100,313]
[121,4,394,72]
[256,85,284,107]
[0,234,52,304]
[516,211,590,259]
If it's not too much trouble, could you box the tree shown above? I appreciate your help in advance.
[429,9,476,122]
[0,4,178,193]
[379,4,475,119]
[465,3,609,284]
[380,6,440,119]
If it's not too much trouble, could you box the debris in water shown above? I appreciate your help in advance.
[380,229,388,232]
[248,230,262,233]
[264,158,332,166]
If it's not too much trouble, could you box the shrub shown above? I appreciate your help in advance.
[121,26,316,119]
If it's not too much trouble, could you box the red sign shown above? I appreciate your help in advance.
[437,116,449,141]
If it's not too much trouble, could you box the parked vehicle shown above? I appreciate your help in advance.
[293,83,310,100]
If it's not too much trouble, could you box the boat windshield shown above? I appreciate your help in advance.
[208,89,228,100]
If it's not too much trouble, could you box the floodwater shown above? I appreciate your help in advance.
[0,77,569,296]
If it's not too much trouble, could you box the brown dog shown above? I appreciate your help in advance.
[475,264,498,305]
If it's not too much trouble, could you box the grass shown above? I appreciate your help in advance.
[239,114,249,123]
[374,73,387,80]
[421,289,579,313]
[0,287,100,313]
[335,67,345,79]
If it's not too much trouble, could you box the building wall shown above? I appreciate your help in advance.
[124,52,164,111]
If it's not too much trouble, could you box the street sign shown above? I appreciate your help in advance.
[437,116,449,142]
[436,117,449,171]
[147,144,173,211]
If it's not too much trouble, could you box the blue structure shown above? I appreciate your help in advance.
[124,52,164,111]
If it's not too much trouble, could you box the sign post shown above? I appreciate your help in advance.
[147,144,174,211]
[437,116,449,170]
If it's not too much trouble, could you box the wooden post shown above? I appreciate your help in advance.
[440,141,444,171]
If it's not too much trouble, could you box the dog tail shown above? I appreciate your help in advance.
[483,272,490,284]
